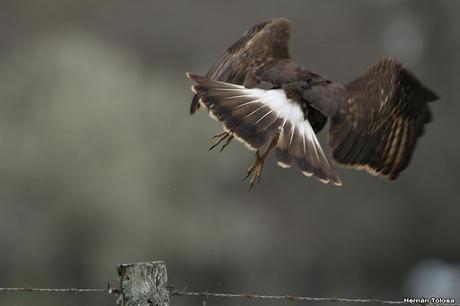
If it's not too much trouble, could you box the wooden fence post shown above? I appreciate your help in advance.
[117,261,169,306]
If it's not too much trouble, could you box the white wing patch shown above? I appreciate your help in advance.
[237,88,323,157]
[234,88,305,123]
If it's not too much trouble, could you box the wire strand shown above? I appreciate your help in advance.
[169,289,460,306]
[1,286,458,306]
[0,287,114,294]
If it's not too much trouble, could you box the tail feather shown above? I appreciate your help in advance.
[188,72,342,186]
[190,95,201,114]
[276,120,342,186]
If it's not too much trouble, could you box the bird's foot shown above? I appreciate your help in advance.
[209,131,233,152]
[243,151,265,190]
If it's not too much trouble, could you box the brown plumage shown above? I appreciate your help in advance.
[187,17,439,188]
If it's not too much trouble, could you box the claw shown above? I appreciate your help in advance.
[243,151,265,190]
[243,151,259,180]
[219,135,234,153]
[242,134,280,190]
[209,132,230,151]
[212,131,228,139]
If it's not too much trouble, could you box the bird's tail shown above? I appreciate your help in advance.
[190,95,201,114]
[275,119,342,186]
[187,72,342,186]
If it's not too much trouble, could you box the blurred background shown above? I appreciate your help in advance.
[0,0,459,305]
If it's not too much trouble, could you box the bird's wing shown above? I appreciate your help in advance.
[188,73,341,186]
[190,17,291,114]
[328,57,439,180]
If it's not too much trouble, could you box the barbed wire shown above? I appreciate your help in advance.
[1,286,458,306]
[169,288,460,306]
[0,286,118,295]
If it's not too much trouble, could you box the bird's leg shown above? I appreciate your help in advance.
[209,131,233,151]
[243,134,279,189]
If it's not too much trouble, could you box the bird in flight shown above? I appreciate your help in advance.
[187,17,439,188]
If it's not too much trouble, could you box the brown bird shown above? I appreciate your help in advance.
[187,17,439,188]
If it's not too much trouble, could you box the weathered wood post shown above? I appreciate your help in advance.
[117,261,169,306]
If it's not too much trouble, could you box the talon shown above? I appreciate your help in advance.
[212,131,228,139]
[243,151,259,180]
[242,135,279,190]
[243,164,256,181]
[243,151,264,189]
[219,135,234,152]
[250,162,263,188]
[209,132,230,151]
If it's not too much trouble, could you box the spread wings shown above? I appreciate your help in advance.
[329,57,439,180]
[190,17,291,114]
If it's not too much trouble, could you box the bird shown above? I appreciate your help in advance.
[187,17,439,188]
